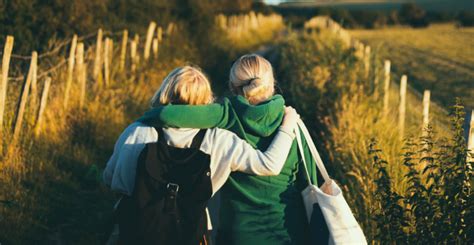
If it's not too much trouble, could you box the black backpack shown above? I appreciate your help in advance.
[117,128,212,245]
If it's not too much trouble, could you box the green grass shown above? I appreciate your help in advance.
[349,24,474,109]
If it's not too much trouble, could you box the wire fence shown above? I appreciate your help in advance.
[0,21,173,152]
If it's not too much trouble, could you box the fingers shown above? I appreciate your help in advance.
[285,106,300,121]
[321,180,333,195]
[282,106,300,129]
[284,106,297,117]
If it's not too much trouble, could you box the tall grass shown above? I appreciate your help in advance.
[0,13,287,243]
[214,11,284,51]
[0,28,198,243]
[349,24,474,108]
[276,29,472,243]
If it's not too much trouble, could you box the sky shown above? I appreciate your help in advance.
[262,0,474,11]
[264,0,285,4]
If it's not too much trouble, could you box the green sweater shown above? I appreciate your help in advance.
[138,95,318,245]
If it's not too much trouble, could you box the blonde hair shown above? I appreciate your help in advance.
[151,66,213,107]
[229,54,275,105]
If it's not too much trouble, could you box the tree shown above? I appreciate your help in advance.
[0,0,108,54]
[457,11,474,27]
[399,3,429,28]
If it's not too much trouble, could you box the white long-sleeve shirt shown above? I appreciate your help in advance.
[103,122,295,196]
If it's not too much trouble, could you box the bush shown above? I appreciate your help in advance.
[457,11,474,27]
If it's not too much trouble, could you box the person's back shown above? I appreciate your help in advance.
[118,129,211,244]
[216,96,314,245]
[216,55,317,245]
[103,65,302,245]
[135,57,321,244]
[110,123,298,244]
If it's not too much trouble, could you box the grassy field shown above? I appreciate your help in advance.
[276,28,472,243]
[349,24,474,109]
[1,9,472,243]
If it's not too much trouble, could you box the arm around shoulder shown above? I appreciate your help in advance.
[208,125,295,177]
[137,100,231,129]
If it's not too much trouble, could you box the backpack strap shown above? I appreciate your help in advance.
[155,127,166,143]
[190,129,207,148]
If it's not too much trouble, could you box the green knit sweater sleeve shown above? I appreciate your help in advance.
[137,98,234,129]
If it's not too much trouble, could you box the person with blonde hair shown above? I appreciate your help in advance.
[228,54,275,105]
[103,65,301,244]
[139,55,323,244]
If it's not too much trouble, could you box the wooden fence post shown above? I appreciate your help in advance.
[109,39,114,78]
[373,64,379,99]
[34,77,51,136]
[144,22,157,61]
[12,51,37,144]
[383,60,391,117]
[76,43,86,108]
[152,38,159,59]
[0,36,14,134]
[130,40,137,73]
[29,52,38,111]
[104,38,110,87]
[157,27,163,42]
[468,110,474,162]
[134,34,140,47]
[422,90,430,130]
[399,75,407,139]
[63,34,77,109]
[364,46,371,79]
[119,30,128,72]
[93,29,103,80]
[166,22,175,36]
[355,43,364,60]
[109,39,114,61]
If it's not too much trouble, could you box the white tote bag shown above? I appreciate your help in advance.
[295,120,366,245]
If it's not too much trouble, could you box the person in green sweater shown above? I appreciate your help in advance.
[139,54,326,244]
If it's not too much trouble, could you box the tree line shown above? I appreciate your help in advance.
[0,0,254,54]
[272,3,474,29]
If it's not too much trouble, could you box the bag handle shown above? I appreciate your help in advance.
[295,127,313,186]
[295,119,331,183]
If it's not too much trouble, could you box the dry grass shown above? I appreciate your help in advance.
[0,29,194,243]
[0,15,286,243]
[277,27,463,242]
[349,24,474,108]
[214,12,285,51]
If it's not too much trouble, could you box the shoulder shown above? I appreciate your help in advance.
[201,128,241,154]
[121,122,158,143]
[206,127,238,141]
[127,122,154,131]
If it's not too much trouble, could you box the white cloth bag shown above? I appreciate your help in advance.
[295,120,366,245]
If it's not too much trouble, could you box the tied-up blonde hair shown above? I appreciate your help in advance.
[151,66,213,107]
[229,54,275,105]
